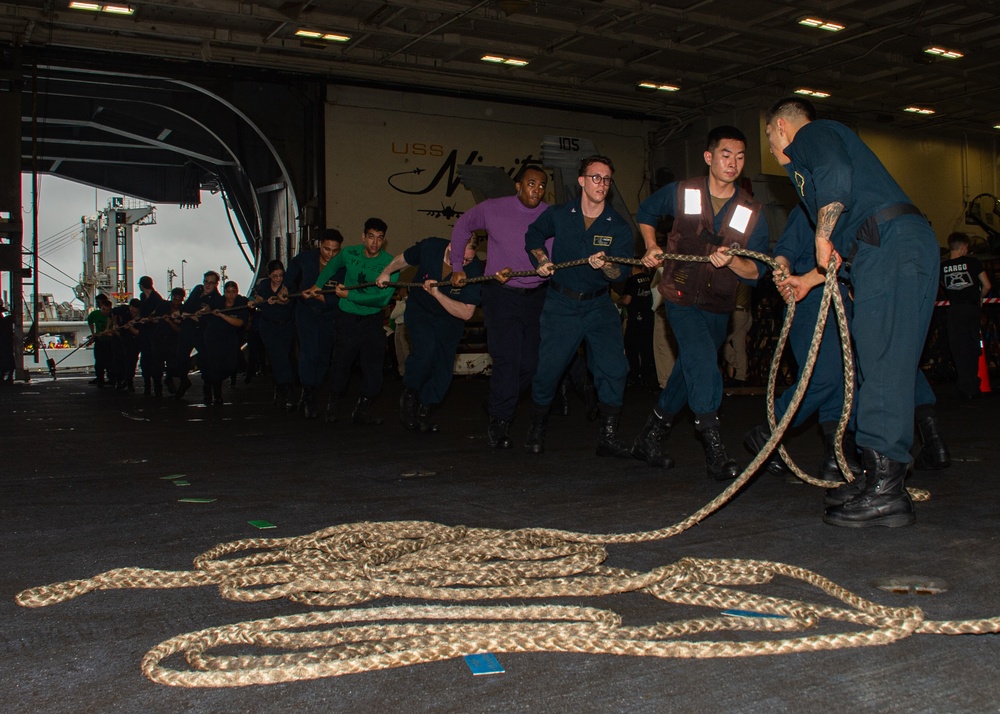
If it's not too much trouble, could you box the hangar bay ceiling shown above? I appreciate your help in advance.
[1,0,998,258]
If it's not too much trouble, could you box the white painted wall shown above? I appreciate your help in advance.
[324,86,654,253]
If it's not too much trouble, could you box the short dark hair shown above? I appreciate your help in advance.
[129,298,141,308]
[171,287,186,299]
[138,275,153,289]
[96,294,111,306]
[203,271,221,283]
[223,280,239,293]
[579,154,614,176]
[766,97,816,125]
[707,126,748,152]
[514,163,546,184]
[948,231,970,251]
[319,228,343,245]
[364,217,388,234]
[266,259,285,274]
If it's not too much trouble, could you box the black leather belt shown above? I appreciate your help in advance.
[549,282,609,301]
[497,282,545,295]
[856,202,923,247]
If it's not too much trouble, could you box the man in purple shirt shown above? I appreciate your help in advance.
[450,164,549,448]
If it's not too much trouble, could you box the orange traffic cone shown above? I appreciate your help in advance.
[978,338,992,394]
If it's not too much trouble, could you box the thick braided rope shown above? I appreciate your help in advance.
[14,248,952,686]
[17,525,999,688]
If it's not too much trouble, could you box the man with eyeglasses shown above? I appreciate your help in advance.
[522,155,634,458]
[634,126,770,480]
[449,163,550,449]
[305,218,399,425]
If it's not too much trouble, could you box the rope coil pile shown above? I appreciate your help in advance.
[16,248,962,688]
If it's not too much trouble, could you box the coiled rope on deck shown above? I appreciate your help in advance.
[15,248,958,688]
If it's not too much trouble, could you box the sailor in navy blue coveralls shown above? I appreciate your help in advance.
[635,126,769,480]
[285,230,343,419]
[523,155,634,458]
[766,97,947,528]
[376,237,484,433]
[745,205,859,481]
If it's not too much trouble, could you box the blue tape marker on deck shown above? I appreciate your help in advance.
[464,653,505,675]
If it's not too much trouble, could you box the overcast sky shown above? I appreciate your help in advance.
[18,174,253,307]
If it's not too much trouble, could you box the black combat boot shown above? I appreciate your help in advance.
[487,417,512,449]
[817,423,862,481]
[164,375,176,394]
[823,448,915,528]
[523,403,550,454]
[416,404,439,433]
[212,382,224,406]
[914,412,950,470]
[352,396,383,425]
[399,387,419,430]
[152,377,163,398]
[743,424,787,476]
[696,415,739,481]
[324,395,338,423]
[303,386,318,419]
[630,410,674,468]
[595,404,632,459]
[202,382,213,406]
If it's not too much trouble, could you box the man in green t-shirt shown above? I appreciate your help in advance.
[86,295,114,386]
[304,217,398,424]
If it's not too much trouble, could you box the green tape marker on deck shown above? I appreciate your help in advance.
[178,498,217,503]
[161,474,186,480]
[248,520,276,529]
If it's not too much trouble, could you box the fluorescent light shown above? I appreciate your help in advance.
[903,106,935,115]
[794,88,831,98]
[69,2,134,14]
[799,17,844,32]
[295,29,350,42]
[638,82,679,92]
[924,46,963,59]
[993,124,1000,130]
[481,55,528,66]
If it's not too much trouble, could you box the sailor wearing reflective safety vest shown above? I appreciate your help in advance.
[522,154,635,459]
[635,126,770,480]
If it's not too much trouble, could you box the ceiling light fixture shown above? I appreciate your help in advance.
[295,29,350,42]
[924,46,964,59]
[69,2,134,13]
[794,88,831,98]
[903,106,935,115]
[637,82,680,92]
[481,55,529,66]
[798,17,845,32]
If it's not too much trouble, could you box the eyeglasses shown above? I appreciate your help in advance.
[584,174,613,185]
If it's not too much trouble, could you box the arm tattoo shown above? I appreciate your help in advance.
[816,202,845,241]
[531,248,551,265]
